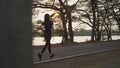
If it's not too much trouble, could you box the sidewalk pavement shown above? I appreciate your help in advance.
[33,40,120,64]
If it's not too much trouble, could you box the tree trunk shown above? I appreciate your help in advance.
[60,12,68,42]
[96,1,101,41]
[91,0,97,41]
[107,17,112,41]
[68,12,74,42]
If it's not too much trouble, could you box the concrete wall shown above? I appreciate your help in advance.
[0,0,33,68]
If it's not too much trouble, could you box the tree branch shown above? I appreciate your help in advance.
[32,2,60,11]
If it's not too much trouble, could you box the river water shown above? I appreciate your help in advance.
[32,35,120,46]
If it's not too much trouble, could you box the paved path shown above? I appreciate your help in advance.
[33,40,120,64]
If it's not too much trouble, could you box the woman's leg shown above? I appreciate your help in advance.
[48,42,51,54]
[47,37,55,58]
[45,36,51,54]
[41,36,49,54]
[41,43,48,54]
[38,37,48,60]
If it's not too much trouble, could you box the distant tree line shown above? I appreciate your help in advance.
[74,29,120,36]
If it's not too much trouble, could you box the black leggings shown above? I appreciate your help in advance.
[41,35,51,54]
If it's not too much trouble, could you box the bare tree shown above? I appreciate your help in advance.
[74,0,117,41]
[32,0,79,43]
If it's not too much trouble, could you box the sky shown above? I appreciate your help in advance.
[32,8,55,21]
[67,0,78,5]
